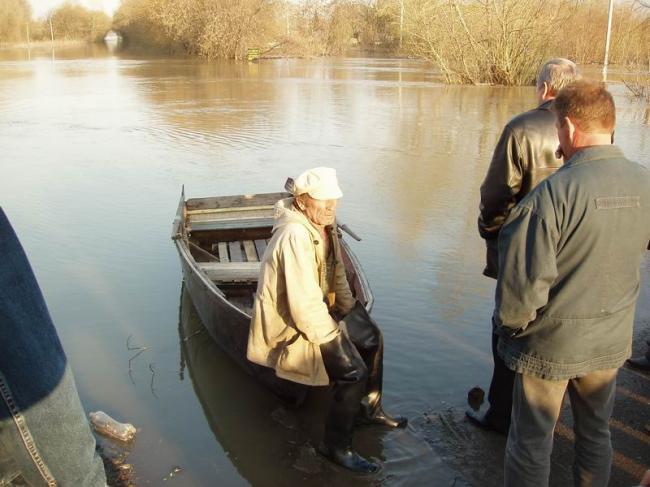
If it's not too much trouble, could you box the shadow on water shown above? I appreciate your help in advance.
[177,285,464,487]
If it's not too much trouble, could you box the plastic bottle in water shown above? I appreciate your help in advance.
[89,411,136,442]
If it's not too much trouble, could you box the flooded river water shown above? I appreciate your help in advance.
[1,44,648,486]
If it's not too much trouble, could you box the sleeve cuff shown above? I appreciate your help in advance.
[306,321,341,345]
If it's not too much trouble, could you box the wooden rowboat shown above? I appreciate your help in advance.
[171,188,374,405]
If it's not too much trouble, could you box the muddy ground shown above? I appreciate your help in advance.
[417,317,650,487]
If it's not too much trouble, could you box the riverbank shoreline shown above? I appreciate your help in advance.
[0,40,91,51]
[418,293,650,487]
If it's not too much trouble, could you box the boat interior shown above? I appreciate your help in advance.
[181,192,367,315]
[183,193,283,314]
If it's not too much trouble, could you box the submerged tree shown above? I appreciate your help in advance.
[404,0,568,85]
[114,0,281,59]
[0,0,32,43]
[49,3,112,42]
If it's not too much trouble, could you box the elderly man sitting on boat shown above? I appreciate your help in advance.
[247,167,406,473]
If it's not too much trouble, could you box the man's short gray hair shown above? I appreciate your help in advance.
[536,58,580,95]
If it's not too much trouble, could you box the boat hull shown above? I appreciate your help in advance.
[177,240,310,405]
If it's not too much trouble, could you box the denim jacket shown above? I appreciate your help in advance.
[0,208,106,486]
[494,146,650,380]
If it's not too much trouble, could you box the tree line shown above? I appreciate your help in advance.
[405,0,650,84]
[112,0,397,59]
[2,0,650,86]
[0,0,111,44]
[113,0,650,84]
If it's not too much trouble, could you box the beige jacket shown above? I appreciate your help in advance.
[246,198,356,386]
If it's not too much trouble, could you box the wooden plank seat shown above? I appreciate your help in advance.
[199,262,261,282]
[217,242,229,262]
[187,205,276,233]
[228,241,244,262]
[254,239,267,260]
[201,239,266,282]
[243,240,258,262]
[189,217,274,232]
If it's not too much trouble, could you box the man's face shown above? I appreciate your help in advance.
[300,195,338,227]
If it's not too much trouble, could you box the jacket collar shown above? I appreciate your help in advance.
[538,99,554,111]
[564,145,624,168]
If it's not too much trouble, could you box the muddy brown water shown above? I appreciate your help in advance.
[0,44,648,486]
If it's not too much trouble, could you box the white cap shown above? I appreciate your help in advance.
[291,167,343,200]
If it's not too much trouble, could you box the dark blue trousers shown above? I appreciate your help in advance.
[487,329,515,428]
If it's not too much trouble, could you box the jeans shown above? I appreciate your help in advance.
[505,369,618,487]
[0,208,106,486]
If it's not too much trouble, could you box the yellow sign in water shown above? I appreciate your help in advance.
[247,48,260,61]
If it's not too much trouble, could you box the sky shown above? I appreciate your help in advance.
[29,0,121,18]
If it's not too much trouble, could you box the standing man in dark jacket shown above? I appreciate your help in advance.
[468,58,580,433]
[496,80,650,487]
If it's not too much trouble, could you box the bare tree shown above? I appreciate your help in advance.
[404,0,569,85]
[111,0,650,83]
[0,0,31,43]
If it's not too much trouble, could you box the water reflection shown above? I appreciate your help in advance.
[178,285,314,486]
[0,43,118,62]
[178,286,462,486]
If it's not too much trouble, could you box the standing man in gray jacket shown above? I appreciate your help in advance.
[496,80,650,487]
[470,58,580,433]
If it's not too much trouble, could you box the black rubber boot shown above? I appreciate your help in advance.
[319,333,379,474]
[318,443,380,474]
[627,353,650,371]
[465,408,510,435]
[343,302,407,428]
[363,405,407,428]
